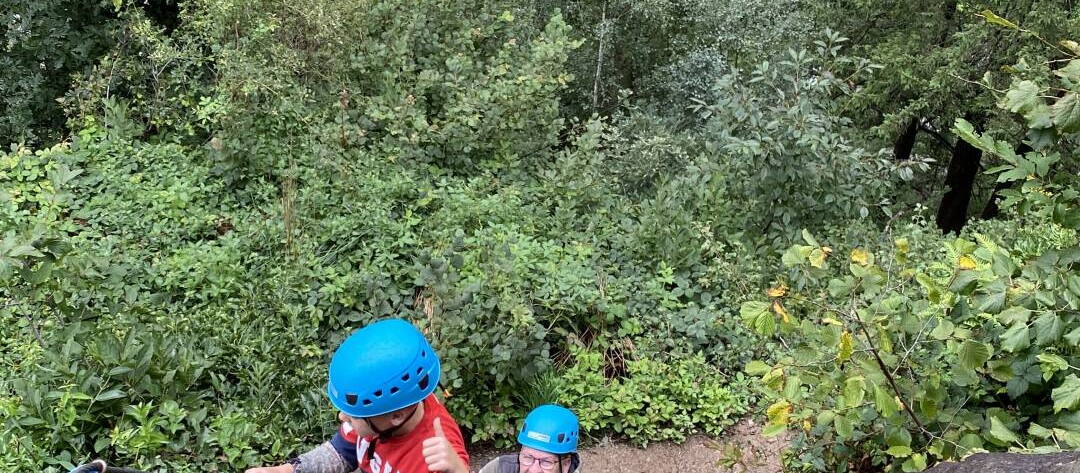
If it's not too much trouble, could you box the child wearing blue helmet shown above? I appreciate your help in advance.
[246,319,470,473]
[479,405,581,473]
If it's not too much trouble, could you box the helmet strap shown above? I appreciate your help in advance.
[364,403,421,439]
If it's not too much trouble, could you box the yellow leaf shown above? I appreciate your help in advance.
[772,301,792,324]
[895,237,910,254]
[958,255,978,270]
[978,9,1019,30]
[767,283,789,298]
[762,367,785,389]
[766,400,792,425]
[1061,40,1080,56]
[822,317,844,326]
[850,248,871,266]
[809,248,828,268]
[803,419,812,431]
[838,331,854,362]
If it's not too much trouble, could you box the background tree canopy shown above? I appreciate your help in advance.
[1,1,1077,472]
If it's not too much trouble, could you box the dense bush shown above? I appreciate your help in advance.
[4,1,1077,472]
[741,39,1080,471]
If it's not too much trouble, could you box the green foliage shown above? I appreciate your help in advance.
[554,346,750,446]
[741,45,1080,471]
[689,31,904,244]
[0,0,117,146]
[1,0,766,464]
[20,0,1080,471]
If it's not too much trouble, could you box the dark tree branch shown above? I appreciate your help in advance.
[919,119,954,152]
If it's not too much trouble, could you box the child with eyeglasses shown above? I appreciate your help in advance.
[245,318,470,473]
[479,405,581,473]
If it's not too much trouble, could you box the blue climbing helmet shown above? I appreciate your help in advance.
[517,404,579,454]
[328,318,441,417]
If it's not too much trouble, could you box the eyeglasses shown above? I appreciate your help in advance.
[519,453,562,471]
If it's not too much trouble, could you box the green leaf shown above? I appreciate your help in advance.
[1055,59,1080,82]
[1025,103,1055,129]
[958,341,992,370]
[886,445,913,457]
[740,301,775,336]
[1029,422,1054,439]
[18,417,44,426]
[801,229,820,247]
[8,244,44,258]
[1052,92,1080,134]
[949,270,980,294]
[1000,323,1030,352]
[901,453,927,472]
[1034,312,1064,346]
[844,376,866,407]
[1001,80,1040,114]
[94,435,111,452]
[874,383,899,418]
[931,319,955,340]
[997,306,1031,326]
[1038,353,1070,381]
[989,416,1020,444]
[979,10,1018,29]
[1052,374,1080,413]
[1065,327,1080,346]
[762,423,787,437]
[834,415,854,439]
[745,360,772,376]
[94,389,127,402]
[974,279,1007,314]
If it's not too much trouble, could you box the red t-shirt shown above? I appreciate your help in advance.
[342,394,469,473]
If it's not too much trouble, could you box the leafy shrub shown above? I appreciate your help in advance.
[740,45,1080,471]
[553,346,751,446]
[689,31,905,246]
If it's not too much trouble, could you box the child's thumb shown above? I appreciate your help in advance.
[433,417,446,438]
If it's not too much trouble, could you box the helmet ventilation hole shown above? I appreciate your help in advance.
[374,390,383,397]
[345,393,358,406]
[418,374,430,390]
[390,386,399,394]
[401,373,410,381]
[558,433,566,443]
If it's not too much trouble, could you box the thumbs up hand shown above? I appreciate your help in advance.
[422,418,466,473]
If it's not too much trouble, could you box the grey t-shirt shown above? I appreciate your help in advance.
[478,453,581,473]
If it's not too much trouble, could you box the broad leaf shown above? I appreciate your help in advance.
[1001,80,1040,114]
[958,341,991,370]
[1053,92,1080,134]
[1052,374,1080,413]
[1034,312,1064,346]
[989,416,1020,444]
[1000,323,1030,352]
[844,376,866,407]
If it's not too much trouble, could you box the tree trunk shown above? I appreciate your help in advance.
[936,117,982,233]
[893,117,920,161]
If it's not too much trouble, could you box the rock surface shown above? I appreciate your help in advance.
[925,452,1080,473]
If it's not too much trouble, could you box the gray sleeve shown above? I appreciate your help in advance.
[478,455,517,473]
[477,458,501,473]
[295,442,352,473]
